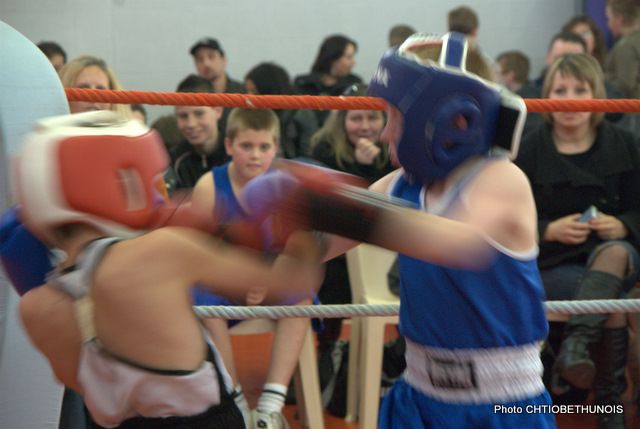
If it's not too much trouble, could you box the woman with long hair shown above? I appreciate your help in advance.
[310,84,393,183]
[562,15,608,67]
[294,34,362,126]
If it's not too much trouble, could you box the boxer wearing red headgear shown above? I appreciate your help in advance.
[13,111,323,429]
[13,111,170,244]
[245,33,554,429]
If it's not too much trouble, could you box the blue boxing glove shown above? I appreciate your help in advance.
[0,206,53,295]
[243,169,302,223]
[242,169,305,250]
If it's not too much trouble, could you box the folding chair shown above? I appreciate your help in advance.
[344,244,399,428]
[230,320,325,429]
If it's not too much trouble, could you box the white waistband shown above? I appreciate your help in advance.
[403,339,545,404]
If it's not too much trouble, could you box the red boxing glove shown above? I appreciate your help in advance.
[149,196,264,251]
[243,161,413,245]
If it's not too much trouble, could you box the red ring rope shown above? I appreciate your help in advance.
[65,88,640,113]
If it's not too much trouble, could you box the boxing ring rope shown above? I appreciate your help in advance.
[66,88,387,111]
[65,87,640,113]
[65,88,640,320]
[195,299,640,320]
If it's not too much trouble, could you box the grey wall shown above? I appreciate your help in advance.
[1,0,582,122]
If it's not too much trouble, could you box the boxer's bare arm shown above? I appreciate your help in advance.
[192,172,216,217]
[137,227,321,304]
[20,286,83,392]
[462,160,538,253]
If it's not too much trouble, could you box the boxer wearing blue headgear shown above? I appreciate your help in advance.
[206,32,554,428]
[367,33,554,429]
[245,32,555,429]
[368,32,526,185]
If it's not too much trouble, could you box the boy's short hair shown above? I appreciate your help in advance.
[548,31,587,53]
[448,6,479,35]
[37,41,67,62]
[176,74,213,93]
[389,24,417,47]
[226,108,280,144]
[496,50,530,85]
[608,0,640,26]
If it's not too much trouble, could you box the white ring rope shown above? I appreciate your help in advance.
[194,299,640,320]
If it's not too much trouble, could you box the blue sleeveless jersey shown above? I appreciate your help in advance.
[213,163,246,222]
[390,173,548,349]
[192,163,247,308]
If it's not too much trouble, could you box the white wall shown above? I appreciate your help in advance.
[1,0,583,123]
[0,0,584,79]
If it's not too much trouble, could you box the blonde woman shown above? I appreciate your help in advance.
[310,84,393,183]
[59,55,132,118]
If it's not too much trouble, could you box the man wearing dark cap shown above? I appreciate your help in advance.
[190,38,245,149]
[190,37,245,94]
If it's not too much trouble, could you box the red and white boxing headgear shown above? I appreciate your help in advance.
[13,110,169,244]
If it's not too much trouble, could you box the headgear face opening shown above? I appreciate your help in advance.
[13,111,170,244]
[368,32,526,185]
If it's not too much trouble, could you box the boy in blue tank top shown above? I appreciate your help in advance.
[243,32,556,429]
[191,108,313,429]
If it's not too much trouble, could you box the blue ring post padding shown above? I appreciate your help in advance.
[0,19,69,429]
[0,207,52,296]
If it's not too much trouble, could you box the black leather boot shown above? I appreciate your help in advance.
[594,327,628,429]
[553,271,624,390]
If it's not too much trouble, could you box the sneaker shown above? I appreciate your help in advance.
[253,409,289,429]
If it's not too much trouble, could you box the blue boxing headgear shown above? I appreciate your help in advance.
[368,32,526,185]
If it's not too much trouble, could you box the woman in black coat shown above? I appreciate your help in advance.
[293,34,363,126]
[515,53,640,428]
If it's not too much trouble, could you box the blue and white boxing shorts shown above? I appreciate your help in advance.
[379,339,556,429]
